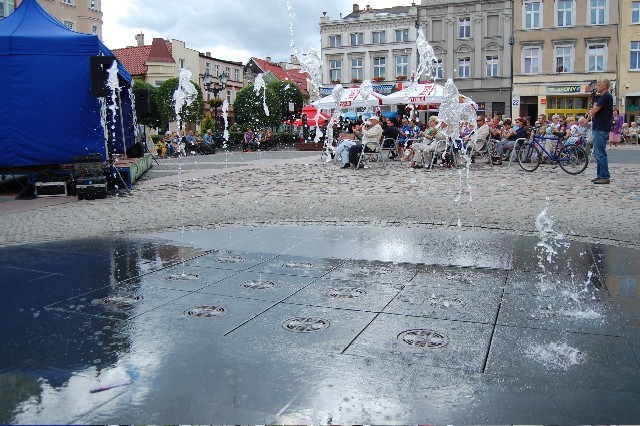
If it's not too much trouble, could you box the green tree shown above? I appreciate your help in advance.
[200,115,215,133]
[132,79,161,129]
[267,80,304,123]
[233,83,282,129]
[156,77,205,130]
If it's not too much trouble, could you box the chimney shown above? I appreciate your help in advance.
[353,4,359,12]
[135,33,144,46]
[205,52,211,57]
[266,56,272,62]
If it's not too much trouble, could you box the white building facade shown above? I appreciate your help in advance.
[320,1,514,118]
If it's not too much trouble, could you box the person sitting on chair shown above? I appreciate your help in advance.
[264,128,276,150]
[334,124,363,167]
[462,115,490,163]
[156,132,169,158]
[403,115,442,169]
[382,117,399,158]
[243,127,256,152]
[347,116,383,169]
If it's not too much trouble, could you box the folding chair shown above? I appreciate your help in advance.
[508,138,528,166]
[355,140,382,169]
[381,137,397,166]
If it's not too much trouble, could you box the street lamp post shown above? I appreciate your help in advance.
[201,70,230,132]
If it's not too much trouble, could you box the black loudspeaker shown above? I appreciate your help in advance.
[90,56,116,97]
[133,89,151,115]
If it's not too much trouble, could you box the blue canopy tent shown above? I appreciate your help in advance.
[0,0,134,169]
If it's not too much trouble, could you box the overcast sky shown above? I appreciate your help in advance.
[103,0,417,63]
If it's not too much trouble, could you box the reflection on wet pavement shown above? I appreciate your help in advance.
[1,226,639,423]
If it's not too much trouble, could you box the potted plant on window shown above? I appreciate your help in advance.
[330,79,341,84]
[373,76,385,82]
[351,78,362,83]
[396,75,407,81]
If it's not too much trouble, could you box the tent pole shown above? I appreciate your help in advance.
[117,90,128,159]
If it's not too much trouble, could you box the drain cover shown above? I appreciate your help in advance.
[166,272,199,281]
[282,261,314,269]
[398,329,449,349]
[282,317,330,333]
[215,255,246,263]
[241,280,276,289]
[326,287,366,299]
[184,305,227,318]
[426,295,467,309]
[101,294,143,308]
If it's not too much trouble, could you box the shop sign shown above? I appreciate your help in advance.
[547,85,581,94]
[476,102,486,111]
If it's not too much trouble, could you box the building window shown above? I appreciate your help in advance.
[0,3,4,19]
[555,45,573,73]
[63,20,75,30]
[458,57,471,78]
[62,0,74,5]
[372,31,386,44]
[215,64,220,74]
[328,35,341,48]
[351,58,363,81]
[631,41,640,70]
[589,0,606,25]
[329,60,342,82]
[432,59,443,79]
[179,59,186,69]
[350,32,364,46]
[523,47,540,74]
[90,0,96,9]
[91,25,97,34]
[587,44,606,72]
[556,0,574,27]
[234,69,240,81]
[432,20,443,40]
[524,1,542,29]
[487,15,500,37]
[395,55,409,78]
[395,29,409,42]
[226,90,231,104]
[373,57,386,78]
[458,18,471,38]
[205,62,211,74]
[486,55,499,77]
[633,2,640,24]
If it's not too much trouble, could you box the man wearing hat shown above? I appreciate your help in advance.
[347,115,383,168]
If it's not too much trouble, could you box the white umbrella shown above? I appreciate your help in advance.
[313,86,385,110]
[382,82,476,107]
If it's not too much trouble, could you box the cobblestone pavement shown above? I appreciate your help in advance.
[1,146,639,248]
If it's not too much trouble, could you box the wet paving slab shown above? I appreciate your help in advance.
[2,225,640,424]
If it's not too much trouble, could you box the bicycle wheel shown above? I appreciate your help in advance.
[558,144,588,175]
[517,142,541,172]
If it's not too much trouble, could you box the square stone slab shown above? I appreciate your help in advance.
[45,285,189,321]
[485,325,640,393]
[344,313,494,372]
[409,265,507,293]
[497,291,621,335]
[248,254,344,278]
[198,270,318,303]
[225,304,377,355]
[133,292,278,336]
[322,259,418,284]
[384,285,502,323]
[504,269,605,297]
[282,279,403,312]
[194,250,277,271]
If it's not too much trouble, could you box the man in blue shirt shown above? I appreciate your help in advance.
[588,78,613,184]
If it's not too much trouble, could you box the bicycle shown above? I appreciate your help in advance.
[516,127,588,175]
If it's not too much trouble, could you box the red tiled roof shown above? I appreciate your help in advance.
[252,57,310,96]
[113,39,174,78]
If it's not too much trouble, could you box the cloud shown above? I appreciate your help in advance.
[103,0,416,63]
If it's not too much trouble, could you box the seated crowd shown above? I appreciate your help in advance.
[155,129,217,158]
[328,108,628,170]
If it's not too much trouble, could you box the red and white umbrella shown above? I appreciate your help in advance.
[313,86,385,110]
